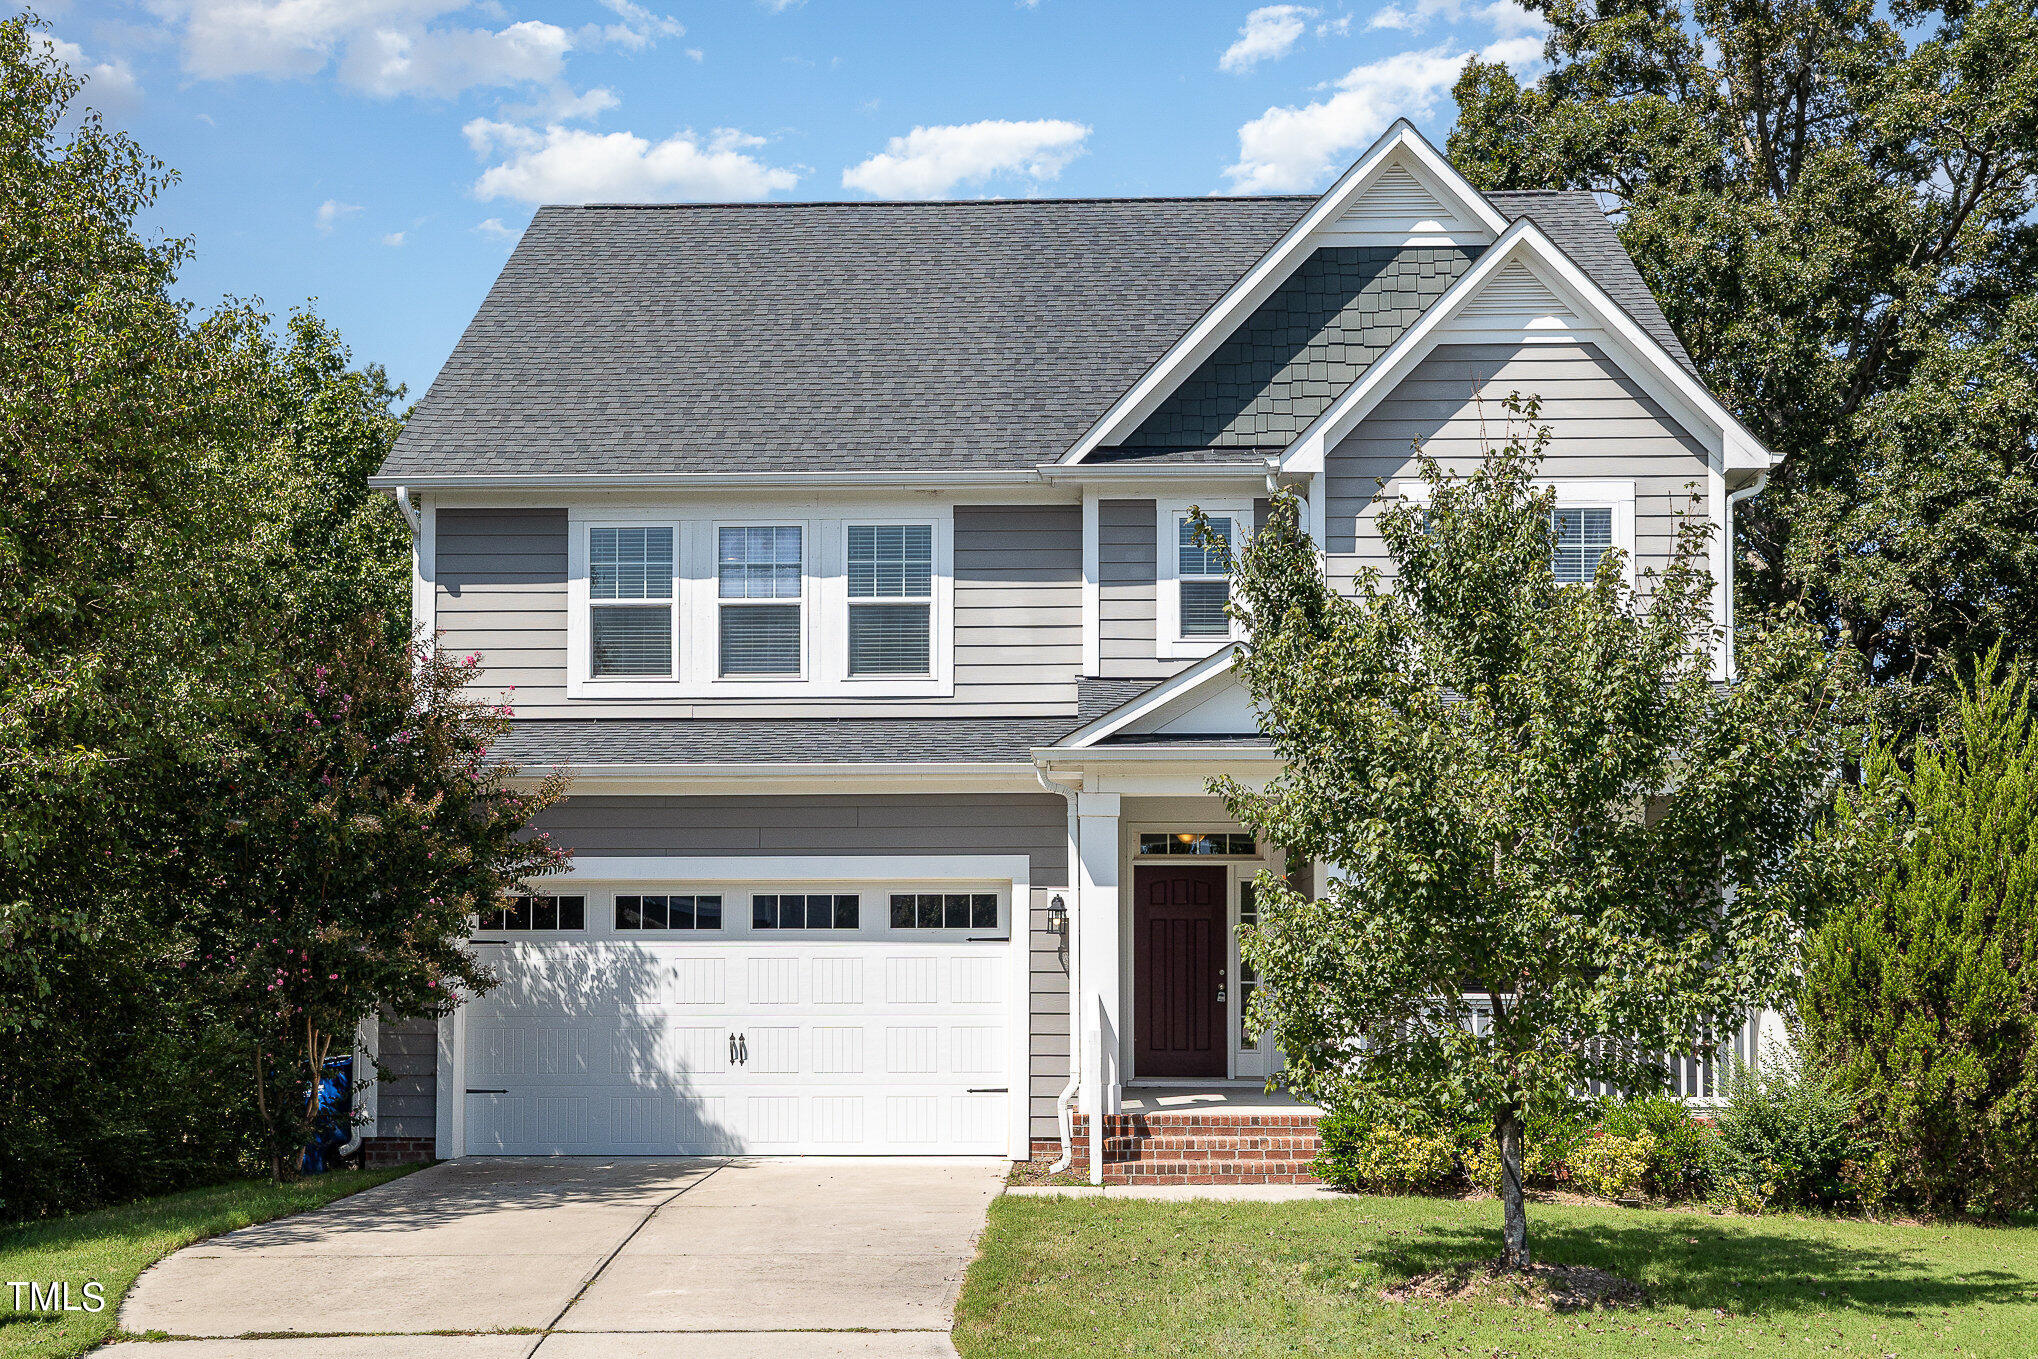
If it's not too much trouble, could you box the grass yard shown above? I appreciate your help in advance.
[0,1165,418,1359]
[956,1194,2038,1358]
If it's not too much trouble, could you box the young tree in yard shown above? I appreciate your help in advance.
[177,624,570,1179]
[1449,0,2038,729]
[1802,653,2038,1216]
[1214,403,1838,1269]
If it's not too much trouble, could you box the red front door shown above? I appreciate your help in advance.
[1133,865,1228,1078]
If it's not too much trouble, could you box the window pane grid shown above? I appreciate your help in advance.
[477,895,585,931]
[615,894,723,930]
[1138,832,1257,856]
[718,525,803,600]
[848,524,933,600]
[1552,507,1614,584]
[590,527,673,600]
[889,893,998,930]
[751,893,859,930]
[1178,516,1233,577]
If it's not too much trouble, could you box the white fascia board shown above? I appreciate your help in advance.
[1034,744,1276,762]
[366,469,1047,492]
[531,853,1034,884]
[1056,645,1240,749]
[1036,463,1274,483]
[1279,220,1777,476]
[1059,121,1508,466]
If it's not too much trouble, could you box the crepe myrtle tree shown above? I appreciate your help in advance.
[177,619,569,1178]
[1208,400,1839,1269]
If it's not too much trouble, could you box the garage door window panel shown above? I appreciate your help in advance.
[889,892,999,931]
[477,895,585,931]
[616,894,723,931]
[753,893,860,930]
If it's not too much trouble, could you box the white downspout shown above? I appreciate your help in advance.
[1034,762,1082,1174]
[388,484,420,533]
[1723,472,1769,680]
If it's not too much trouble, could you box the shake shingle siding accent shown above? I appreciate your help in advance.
[1324,342,1710,591]
[1118,246,1479,450]
[379,191,1692,479]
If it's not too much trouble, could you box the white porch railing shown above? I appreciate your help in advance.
[1459,1000,1781,1107]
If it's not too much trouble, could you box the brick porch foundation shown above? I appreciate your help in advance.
[1028,1111,1324,1185]
[362,1136,435,1167]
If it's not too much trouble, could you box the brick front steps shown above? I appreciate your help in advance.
[1038,1111,1325,1185]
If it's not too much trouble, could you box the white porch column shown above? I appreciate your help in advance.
[1075,790,1122,1184]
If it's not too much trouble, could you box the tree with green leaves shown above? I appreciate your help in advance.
[178,625,570,1179]
[1214,402,1838,1268]
[1449,0,2038,727]
[1801,652,2038,1216]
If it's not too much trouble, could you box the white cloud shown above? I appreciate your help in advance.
[474,216,518,240]
[159,1,685,99]
[1219,6,1316,74]
[466,121,800,203]
[1370,0,1546,38]
[41,34,143,113]
[1221,37,1537,193]
[315,198,362,232]
[336,19,571,97]
[382,231,406,246]
[842,119,1090,199]
[759,0,805,11]
[505,84,619,123]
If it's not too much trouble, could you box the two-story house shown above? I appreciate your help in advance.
[362,122,1776,1178]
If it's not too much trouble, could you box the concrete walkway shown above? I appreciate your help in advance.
[105,1157,1002,1359]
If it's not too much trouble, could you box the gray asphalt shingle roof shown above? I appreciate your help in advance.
[490,717,1084,766]
[383,190,1692,480]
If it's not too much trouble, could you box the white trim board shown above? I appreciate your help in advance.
[1060,121,1507,465]
[1056,646,1241,749]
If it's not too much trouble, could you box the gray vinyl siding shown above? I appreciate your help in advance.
[1324,343,1710,588]
[530,793,1069,885]
[374,1012,438,1141]
[1097,498,1188,682]
[1030,887,1071,1140]
[436,504,1080,719]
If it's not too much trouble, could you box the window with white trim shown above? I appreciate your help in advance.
[569,510,953,698]
[589,527,674,678]
[847,523,933,676]
[717,525,803,677]
[1551,506,1614,584]
[1177,514,1234,638]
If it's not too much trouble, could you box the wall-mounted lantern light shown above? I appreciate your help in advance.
[1047,893,1068,935]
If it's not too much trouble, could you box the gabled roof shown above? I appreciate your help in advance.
[379,160,1700,482]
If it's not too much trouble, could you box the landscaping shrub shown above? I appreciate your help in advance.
[1600,1094,1719,1200]
[1710,1049,1865,1210]
[1800,656,2038,1217]
[1314,1111,1458,1194]
[1570,1133,1657,1199]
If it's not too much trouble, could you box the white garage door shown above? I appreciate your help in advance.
[458,884,1014,1156]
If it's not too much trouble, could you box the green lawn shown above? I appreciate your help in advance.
[0,1166,418,1359]
[956,1194,2038,1357]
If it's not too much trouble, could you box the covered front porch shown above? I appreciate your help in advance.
[1035,650,1315,1183]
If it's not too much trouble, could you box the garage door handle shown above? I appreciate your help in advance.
[966,1087,1008,1094]
[737,1033,748,1065]
[466,1088,507,1095]
[729,1033,739,1065]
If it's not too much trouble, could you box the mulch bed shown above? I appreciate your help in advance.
[1382,1258,1648,1312]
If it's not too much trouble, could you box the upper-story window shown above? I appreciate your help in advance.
[590,527,675,678]
[1177,515,1234,638]
[718,525,804,676]
[1551,507,1614,584]
[568,506,953,698]
[847,524,934,676]
[1157,499,1250,658]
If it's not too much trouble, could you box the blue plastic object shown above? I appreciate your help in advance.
[301,1054,355,1174]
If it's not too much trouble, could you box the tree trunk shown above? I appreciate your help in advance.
[1496,1111,1530,1270]
[253,1043,281,1184]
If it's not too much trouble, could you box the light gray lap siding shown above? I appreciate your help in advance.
[374,1012,439,1141]
[1097,498,1184,681]
[436,504,1081,719]
[1029,888,1071,1140]
[1324,342,1710,587]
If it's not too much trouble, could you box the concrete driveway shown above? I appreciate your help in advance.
[105,1157,1003,1358]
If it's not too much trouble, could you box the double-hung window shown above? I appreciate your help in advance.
[589,527,675,677]
[1158,500,1247,657]
[1178,514,1234,638]
[847,523,934,676]
[718,525,803,677]
[1550,506,1615,584]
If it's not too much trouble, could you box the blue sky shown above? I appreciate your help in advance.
[45,1,1544,400]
